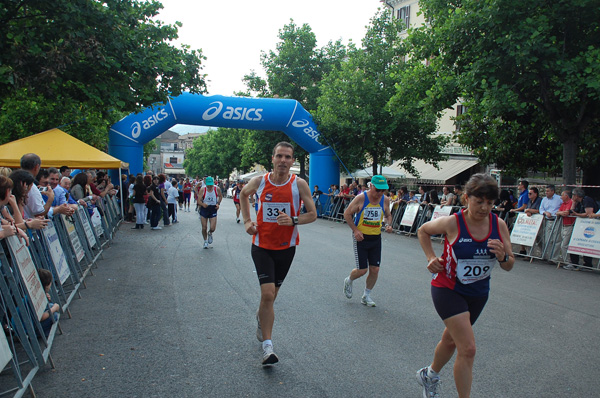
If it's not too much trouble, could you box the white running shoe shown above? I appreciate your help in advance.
[416,367,441,398]
[262,344,279,366]
[236,218,240,223]
[343,277,353,299]
[207,231,213,244]
[203,241,209,249]
[361,294,376,307]
[151,226,162,230]
[256,313,263,342]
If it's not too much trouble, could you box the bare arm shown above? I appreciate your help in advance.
[240,176,262,235]
[382,196,394,233]
[343,194,365,241]
[417,215,457,274]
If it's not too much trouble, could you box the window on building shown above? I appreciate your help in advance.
[170,157,178,164]
[397,6,410,30]
[174,143,178,150]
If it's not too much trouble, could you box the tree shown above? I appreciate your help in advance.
[0,0,206,146]
[246,20,348,178]
[317,10,448,176]
[400,0,600,185]
[183,128,246,178]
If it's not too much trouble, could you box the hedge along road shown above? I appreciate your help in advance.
[33,198,600,397]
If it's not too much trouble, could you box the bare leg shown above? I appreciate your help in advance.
[209,216,217,233]
[201,216,208,240]
[365,265,379,290]
[349,268,367,281]
[258,283,280,341]
[433,312,476,398]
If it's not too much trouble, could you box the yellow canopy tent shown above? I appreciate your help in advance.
[0,128,128,169]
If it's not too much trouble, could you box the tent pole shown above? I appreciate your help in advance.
[119,167,124,221]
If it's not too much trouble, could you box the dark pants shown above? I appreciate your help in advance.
[150,203,161,227]
[160,200,170,225]
[168,203,177,222]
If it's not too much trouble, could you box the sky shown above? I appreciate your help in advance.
[156,0,384,132]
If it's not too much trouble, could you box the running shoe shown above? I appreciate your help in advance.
[236,218,240,223]
[203,241,209,249]
[262,344,279,366]
[562,264,575,270]
[151,226,162,230]
[207,231,213,244]
[256,312,263,342]
[416,367,441,398]
[361,294,376,307]
[343,277,353,299]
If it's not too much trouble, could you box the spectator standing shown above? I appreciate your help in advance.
[147,176,162,230]
[167,179,179,224]
[158,174,170,227]
[440,186,456,206]
[555,190,575,266]
[538,185,562,260]
[569,188,599,268]
[131,176,147,229]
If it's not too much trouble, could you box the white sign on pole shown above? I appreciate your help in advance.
[78,207,97,248]
[0,331,12,371]
[510,213,544,247]
[400,203,420,227]
[91,208,104,236]
[6,235,48,320]
[567,218,600,259]
[431,205,452,221]
[42,221,71,285]
[62,215,85,262]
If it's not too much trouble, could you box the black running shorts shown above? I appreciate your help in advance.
[431,286,488,324]
[251,245,296,287]
[353,233,382,269]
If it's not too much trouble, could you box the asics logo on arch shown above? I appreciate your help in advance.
[202,101,263,122]
[292,119,320,141]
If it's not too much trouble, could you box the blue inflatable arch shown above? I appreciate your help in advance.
[108,92,339,191]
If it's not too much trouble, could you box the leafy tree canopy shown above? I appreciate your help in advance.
[400,0,600,183]
[0,0,206,146]
[318,10,448,176]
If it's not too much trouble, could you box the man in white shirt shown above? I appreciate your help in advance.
[167,180,179,223]
[21,153,73,219]
[538,184,562,260]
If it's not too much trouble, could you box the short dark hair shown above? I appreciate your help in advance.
[47,167,59,176]
[59,166,70,174]
[20,153,41,171]
[272,141,294,156]
[573,188,585,198]
[546,184,556,192]
[520,180,529,189]
[36,168,49,181]
[465,173,499,200]
[529,187,539,196]
[38,269,53,288]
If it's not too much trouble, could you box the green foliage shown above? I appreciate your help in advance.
[402,0,600,183]
[184,128,247,178]
[318,10,448,175]
[0,0,206,147]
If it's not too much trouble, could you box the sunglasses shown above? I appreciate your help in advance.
[375,189,385,193]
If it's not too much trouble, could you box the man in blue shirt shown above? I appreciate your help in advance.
[511,180,530,213]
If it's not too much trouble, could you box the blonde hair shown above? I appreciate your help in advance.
[0,167,12,177]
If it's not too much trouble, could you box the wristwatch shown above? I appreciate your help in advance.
[292,216,299,226]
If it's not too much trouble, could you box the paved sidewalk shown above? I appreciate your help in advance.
[32,200,600,397]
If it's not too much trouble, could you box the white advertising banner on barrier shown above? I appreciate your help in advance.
[400,203,420,227]
[78,207,97,248]
[43,221,71,285]
[510,213,544,247]
[567,218,600,258]
[62,215,85,262]
[0,331,12,371]
[91,208,104,237]
[6,235,48,321]
[431,206,453,221]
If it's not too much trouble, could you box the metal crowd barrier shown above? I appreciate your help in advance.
[0,196,122,397]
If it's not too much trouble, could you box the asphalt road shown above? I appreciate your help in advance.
[32,199,600,397]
